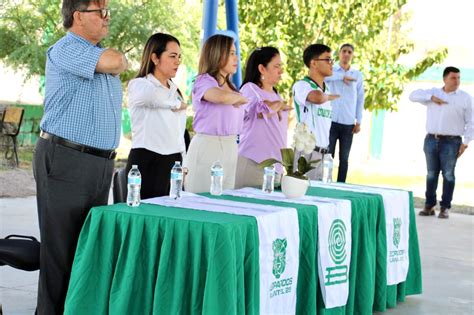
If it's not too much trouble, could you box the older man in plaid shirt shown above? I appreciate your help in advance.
[33,0,128,313]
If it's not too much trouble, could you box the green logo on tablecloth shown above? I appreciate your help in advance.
[393,217,401,248]
[389,217,405,263]
[328,219,347,264]
[270,238,293,298]
[272,238,287,279]
[325,219,348,286]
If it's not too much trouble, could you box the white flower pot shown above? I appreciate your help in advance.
[281,175,309,199]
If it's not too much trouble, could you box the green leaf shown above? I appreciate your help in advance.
[297,156,308,174]
[297,156,317,175]
[258,158,282,169]
[280,148,295,167]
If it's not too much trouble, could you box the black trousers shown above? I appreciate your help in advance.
[33,138,114,315]
[126,148,182,199]
[329,122,355,183]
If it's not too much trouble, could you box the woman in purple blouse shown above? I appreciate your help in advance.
[184,34,248,193]
[235,47,291,188]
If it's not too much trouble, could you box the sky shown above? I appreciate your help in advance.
[401,0,474,68]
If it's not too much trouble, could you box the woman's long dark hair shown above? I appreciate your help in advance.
[241,46,280,92]
[136,33,180,78]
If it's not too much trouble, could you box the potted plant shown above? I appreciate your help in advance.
[259,123,320,198]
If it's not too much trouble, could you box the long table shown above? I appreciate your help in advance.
[64,186,422,314]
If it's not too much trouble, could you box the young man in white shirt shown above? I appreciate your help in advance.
[409,66,473,219]
[326,44,365,183]
[292,44,339,180]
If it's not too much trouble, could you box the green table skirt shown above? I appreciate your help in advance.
[64,187,421,314]
[305,187,422,312]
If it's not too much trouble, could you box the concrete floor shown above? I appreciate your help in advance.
[1,197,39,315]
[1,196,473,314]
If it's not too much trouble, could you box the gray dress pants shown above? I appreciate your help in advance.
[33,137,114,315]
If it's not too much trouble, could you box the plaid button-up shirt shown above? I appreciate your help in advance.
[41,31,122,150]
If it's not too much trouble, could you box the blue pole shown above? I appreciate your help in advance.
[202,0,218,42]
[202,0,242,87]
[225,0,242,87]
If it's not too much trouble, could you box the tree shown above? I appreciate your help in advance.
[1,0,448,112]
[0,0,202,84]
[238,0,447,112]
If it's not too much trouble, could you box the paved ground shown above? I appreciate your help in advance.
[1,197,39,315]
[1,195,473,314]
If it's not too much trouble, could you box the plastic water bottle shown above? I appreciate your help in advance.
[169,161,183,199]
[262,165,275,193]
[210,160,224,195]
[323,154,333,183]
[127,165,141,207]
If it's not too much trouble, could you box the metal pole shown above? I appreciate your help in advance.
[202,0,242,87]
[202,0,218,43]
[225,0,242,87]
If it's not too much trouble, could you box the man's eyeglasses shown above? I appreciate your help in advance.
[78,8,110,19]
[314,58,334,64]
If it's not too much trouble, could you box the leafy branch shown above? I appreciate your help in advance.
[259,148,320,180]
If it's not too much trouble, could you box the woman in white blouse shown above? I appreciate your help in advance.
[126,33,187,198]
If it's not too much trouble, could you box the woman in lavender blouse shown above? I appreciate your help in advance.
[183,35,248,193]
[235,47,291,188]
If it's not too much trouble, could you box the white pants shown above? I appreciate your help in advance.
[183,133,238,193]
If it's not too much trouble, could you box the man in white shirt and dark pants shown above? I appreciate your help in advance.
[409,67,472,219]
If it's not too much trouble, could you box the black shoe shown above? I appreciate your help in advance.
[438,207,449,219]
[419,206,435,216]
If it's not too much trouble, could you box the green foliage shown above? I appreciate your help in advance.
[0,0,63,78]
[280,148,294,175]
[259,148,320,180]
[238,0,448,112]
[186,115,194,133]
[0,0,201,84]
[0,0,448,112]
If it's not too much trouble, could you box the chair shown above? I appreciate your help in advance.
[1,106,25,167]
[113,167,127,204]
[0,235,40,271]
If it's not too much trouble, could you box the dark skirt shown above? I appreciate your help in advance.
[126,148,182,199]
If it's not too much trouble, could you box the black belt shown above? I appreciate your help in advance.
[314,145,329,154]
[427,134,461,140]
[40,131,116,160]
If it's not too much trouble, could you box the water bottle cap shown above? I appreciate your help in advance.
[264,165,275,173]
[175,161,181,165]
[132,165,138,168]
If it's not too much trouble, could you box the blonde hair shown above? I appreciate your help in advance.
[198,34,237,91]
